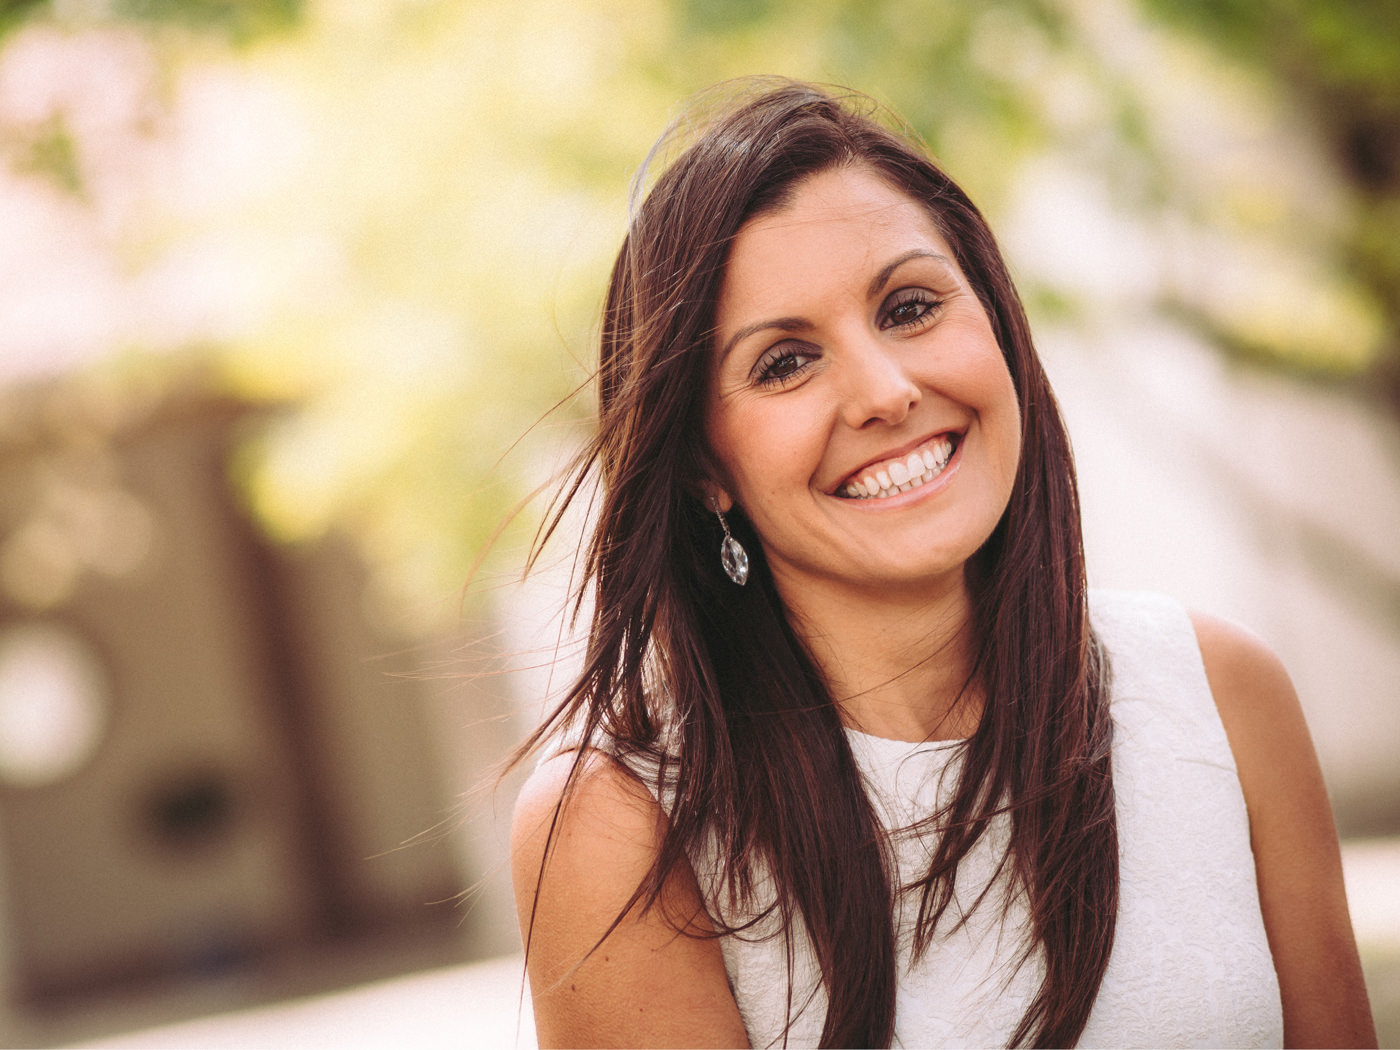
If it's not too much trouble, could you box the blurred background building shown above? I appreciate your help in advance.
[0,0,1395,1045]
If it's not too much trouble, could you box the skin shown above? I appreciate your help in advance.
[511,751,748,1049]
[703,165,1021,740]
[511,165,1376,1047]
[1192,611,1377,1048]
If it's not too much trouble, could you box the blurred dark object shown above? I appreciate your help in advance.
[0,377,466,1017]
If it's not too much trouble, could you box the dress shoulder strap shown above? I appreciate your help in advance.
[1089,589,1237,772]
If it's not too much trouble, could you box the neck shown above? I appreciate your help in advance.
[776,571,983,742]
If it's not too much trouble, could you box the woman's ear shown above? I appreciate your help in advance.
[704,484,734,515]
[691,479,733,515]
[689,447,734,514]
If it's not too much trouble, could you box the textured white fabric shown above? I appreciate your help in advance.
[641,591,1283,1048]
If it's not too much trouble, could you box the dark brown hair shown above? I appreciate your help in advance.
[516,79,1117,1049]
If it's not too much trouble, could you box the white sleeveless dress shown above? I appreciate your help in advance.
[645,591,1283,1048]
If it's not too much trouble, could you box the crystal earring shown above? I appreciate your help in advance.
[713,502,749,586]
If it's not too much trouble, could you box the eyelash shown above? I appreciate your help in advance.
[749,289,944,388]
[754,344,817,388]
[883,288,942,330]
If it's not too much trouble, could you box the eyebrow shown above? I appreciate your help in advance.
[717,248,956,362]
[867,248,954,297]
[718,316,810,363]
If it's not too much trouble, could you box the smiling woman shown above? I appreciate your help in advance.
[507,80,1375,1049]
[705,167,1021,620]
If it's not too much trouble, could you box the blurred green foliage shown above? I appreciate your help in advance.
[12,114,82,193]
[0,0,301,42]
[0,0,44,37]
[1,0,1394,631]
[114,0,300,42]
[1140,0,1400,393]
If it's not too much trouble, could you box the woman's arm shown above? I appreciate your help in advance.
[1192,611,1377,1048]
[510,750,750,1049]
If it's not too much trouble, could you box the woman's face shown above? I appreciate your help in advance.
[704,164,1021,605]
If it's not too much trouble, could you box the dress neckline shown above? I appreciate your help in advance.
[842,723,967,747]
[843,724,966,771]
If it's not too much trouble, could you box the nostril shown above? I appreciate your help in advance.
[852,385,920,429]
[841,349,922,429]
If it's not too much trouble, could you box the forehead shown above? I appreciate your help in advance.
[718,166,954,317]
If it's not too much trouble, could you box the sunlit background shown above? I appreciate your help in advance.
[0,0,1396,1045]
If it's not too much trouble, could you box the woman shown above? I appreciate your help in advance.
[509,81,1375,1048]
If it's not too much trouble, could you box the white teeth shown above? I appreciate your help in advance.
[838,436,958,500]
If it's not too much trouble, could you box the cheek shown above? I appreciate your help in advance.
[706,401,827,520]
[705,407,769,507]
[958,343,1021,481]
[709,414,782,494]
[989,367,1023,488]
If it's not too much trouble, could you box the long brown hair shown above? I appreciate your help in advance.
[514,80,1117,1049]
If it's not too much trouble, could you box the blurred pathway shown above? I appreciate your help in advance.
[64,839,1400,1050]
[64,953,536,1050]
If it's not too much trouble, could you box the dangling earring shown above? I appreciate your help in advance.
[712,501,749,586]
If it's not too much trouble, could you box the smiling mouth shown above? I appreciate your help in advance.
[837,435,959,500]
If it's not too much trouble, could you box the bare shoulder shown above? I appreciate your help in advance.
[1187,610,1327,863]
[510,749,682,976]
[1188,611,1295,725]
[1188,611,1314,784]
[510,749,747,1049]
[512,748,667,879]
[1188,610,1376,1048]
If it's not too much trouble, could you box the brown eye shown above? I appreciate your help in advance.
[766,353,805,379]
[754,345,818,388]
[890,301,924,324]
[883,290,941,330]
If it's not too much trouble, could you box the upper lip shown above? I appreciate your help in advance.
[830,428,964,492]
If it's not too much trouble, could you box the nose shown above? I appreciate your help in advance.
[838,337,921,429]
